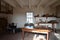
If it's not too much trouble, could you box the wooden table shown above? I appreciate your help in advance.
[22,28,52,40]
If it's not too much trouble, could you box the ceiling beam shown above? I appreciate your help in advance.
[37,0,42,8]
[3,0,17,8]
[15,0,24,8]
[28,0,31,9]
[50,0,60,7]
[46,0,58,7]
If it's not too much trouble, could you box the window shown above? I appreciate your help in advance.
[26,12,34,23]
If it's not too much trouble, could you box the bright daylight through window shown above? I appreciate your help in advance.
[26,12,33,23]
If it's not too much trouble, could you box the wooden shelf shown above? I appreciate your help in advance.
[0,0,13,14]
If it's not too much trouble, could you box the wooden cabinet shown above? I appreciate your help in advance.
[0,0,13,14]
[0,18,7,33]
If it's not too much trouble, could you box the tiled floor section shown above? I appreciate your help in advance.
[0,32,60,40]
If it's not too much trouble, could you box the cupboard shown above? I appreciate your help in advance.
[0,18,7,33]
[0,0,13,14]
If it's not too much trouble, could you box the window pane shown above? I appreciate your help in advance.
[26,12,33,23]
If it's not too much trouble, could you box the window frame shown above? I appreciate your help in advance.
[26,12,34,23]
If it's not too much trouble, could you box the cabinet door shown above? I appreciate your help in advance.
[0,18,7,33]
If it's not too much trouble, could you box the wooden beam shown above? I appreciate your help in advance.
[50,0,60,7]
[37,0,42,8]
[0,11,13,14]
[46,0,57,7]
[15,0,23,8]
[3,0,16,8]
[29,0,31,9]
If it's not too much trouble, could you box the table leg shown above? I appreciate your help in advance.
[47,32,49,40]
[22,30,24,40]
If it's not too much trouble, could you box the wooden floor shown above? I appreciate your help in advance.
[0,32,59,40]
